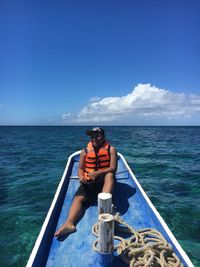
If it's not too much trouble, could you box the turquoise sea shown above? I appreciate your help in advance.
[0,126,199,267]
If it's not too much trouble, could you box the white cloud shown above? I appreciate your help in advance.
[89,97,101,102]
[62,113,72,120]
[60,84,200,125]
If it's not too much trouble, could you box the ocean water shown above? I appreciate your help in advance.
[0,126,199,267]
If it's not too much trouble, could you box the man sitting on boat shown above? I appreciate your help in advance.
[54,127,117,237]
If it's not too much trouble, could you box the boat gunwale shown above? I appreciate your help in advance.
[118,152,194,267]
[26,151,194,267]
[26,151,81,267]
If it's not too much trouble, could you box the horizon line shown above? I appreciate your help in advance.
[0,125,200,127]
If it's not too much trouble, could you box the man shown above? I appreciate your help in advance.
[54,127,117,237]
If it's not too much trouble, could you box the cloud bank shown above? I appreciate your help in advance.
[61,84,200,125]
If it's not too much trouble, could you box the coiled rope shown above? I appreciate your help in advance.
[92,213,183,267]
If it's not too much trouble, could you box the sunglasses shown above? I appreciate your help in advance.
[90,133,101,139]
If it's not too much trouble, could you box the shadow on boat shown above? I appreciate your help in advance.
[113,181,136,216]
[110,256,128,267]
[56,230,77,242]
[95,252,128,267]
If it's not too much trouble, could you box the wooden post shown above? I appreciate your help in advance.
[98,213,114,266]
[98,193,112,214]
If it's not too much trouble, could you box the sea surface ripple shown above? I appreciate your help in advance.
[0,126,199,266]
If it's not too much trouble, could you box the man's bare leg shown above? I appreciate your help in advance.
[102,172,115,193]
[54,195,86,237]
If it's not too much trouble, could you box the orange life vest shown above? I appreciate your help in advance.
[84,140,111,180]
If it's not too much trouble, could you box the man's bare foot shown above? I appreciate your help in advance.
[54,222,76,237]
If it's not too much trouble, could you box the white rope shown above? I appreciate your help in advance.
[92,213,184,267]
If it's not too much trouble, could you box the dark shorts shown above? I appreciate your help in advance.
[74,176,105,204]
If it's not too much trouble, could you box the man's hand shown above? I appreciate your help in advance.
[88,171,100,181]
[79,176,89,184]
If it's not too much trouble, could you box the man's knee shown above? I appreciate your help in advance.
[104,172,115,182]
[74,195,87,203]
[102,172,115,194]
[104,172,115,187]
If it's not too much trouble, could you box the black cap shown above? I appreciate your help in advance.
[86,127,105,136]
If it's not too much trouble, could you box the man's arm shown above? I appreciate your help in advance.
[78,149,88,183]
[88,146,117,180]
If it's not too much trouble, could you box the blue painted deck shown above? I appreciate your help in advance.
[27,152,192,267]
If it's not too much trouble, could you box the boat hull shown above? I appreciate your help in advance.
[27,151,193,267]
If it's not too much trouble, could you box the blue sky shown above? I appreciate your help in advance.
[0,0,200,125]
